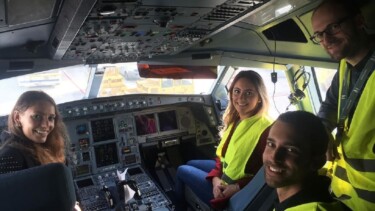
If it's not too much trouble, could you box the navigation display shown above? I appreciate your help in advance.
[91,118,116,142]
[135,114,157,136]
[158,110,178,132]
[76,178,94,188]
[94,142,119,168]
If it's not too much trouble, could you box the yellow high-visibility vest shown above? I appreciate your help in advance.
[331,59,375,210]
[216,115,271,184]
[277,201,348,211]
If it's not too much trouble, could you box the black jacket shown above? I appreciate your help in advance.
[271,175,350,211]
[318,51,373,131]
[0,133,40,174]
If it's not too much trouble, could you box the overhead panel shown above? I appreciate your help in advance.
[49,0,98,60]
[59,0,273,64]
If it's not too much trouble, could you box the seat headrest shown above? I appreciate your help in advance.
[0,163,76,211]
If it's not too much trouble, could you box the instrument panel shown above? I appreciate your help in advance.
[62,95,217,210]
[66,106,197,177]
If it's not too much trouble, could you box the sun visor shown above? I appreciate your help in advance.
[137,64,217,79]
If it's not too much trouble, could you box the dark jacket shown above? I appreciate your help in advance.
[0,133,40,174]
[318,51,373,131]
[271,175,350,211]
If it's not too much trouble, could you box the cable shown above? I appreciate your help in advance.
[293,66,311,91]
[302,72,311,91]
[272,81,281,114]
[286,66,311,110]
[270,30,280,115]
[285,102,293,111]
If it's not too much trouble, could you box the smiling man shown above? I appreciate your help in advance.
[263,111,349,211]
[311,0,375,210]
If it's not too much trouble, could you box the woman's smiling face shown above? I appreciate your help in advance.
[231,77,260,120]
[15,100,56,144]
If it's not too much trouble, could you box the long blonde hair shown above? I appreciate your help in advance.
[7,90,68,164]
[221,70,269,134]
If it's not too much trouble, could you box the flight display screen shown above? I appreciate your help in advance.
[76,178,94,188]
[128,167,143,176]
[94,142,119,168]
[158,110,178,132]
[91,118,116,142]
[135,114,157,136]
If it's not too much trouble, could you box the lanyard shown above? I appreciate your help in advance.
[336,51,375,141]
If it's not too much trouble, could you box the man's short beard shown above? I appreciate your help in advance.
[338,30,364,62]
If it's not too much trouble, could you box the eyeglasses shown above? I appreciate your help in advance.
[310,16,352,44]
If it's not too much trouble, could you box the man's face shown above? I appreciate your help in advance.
[311,3,362,61]
[263,120,312,190]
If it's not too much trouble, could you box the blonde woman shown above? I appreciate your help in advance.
[175,70,272,209]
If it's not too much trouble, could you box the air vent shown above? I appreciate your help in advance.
[177,28,210,39]
[204,5,246,22]
[236,0,262,6]
[263,19,307,43]
[192,53,212,60]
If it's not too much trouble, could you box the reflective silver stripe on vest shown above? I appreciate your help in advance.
[335,166,375,203]
[221,161,235,184]
[335,166,349,181]
[223,161,228,169]
[221,172,235,184]
[343,151,375,172]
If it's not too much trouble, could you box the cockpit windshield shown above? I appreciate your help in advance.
[0,62,219,116]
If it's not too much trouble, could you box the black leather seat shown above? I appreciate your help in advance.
[0,163,76,211]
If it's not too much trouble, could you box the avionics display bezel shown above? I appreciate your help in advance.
[134,113,157,136]
[157,110,178,132]
[90,118,116,143]
[94,142,119,169]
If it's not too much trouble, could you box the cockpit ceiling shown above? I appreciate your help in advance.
[57,0,287,64]
[0,0,318,62]
[0,0,373,69]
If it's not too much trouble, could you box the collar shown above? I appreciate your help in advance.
[272,176,333,211]
[8,133,36,148]
[347,50,374,72]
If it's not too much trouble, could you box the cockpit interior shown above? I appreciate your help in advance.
[0,0,374,210]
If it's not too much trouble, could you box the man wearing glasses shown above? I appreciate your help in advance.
[311,0,375,210]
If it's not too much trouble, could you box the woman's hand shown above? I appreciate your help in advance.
[74,201,82,211]
[212,177,225,199]
[221,183,240,198]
